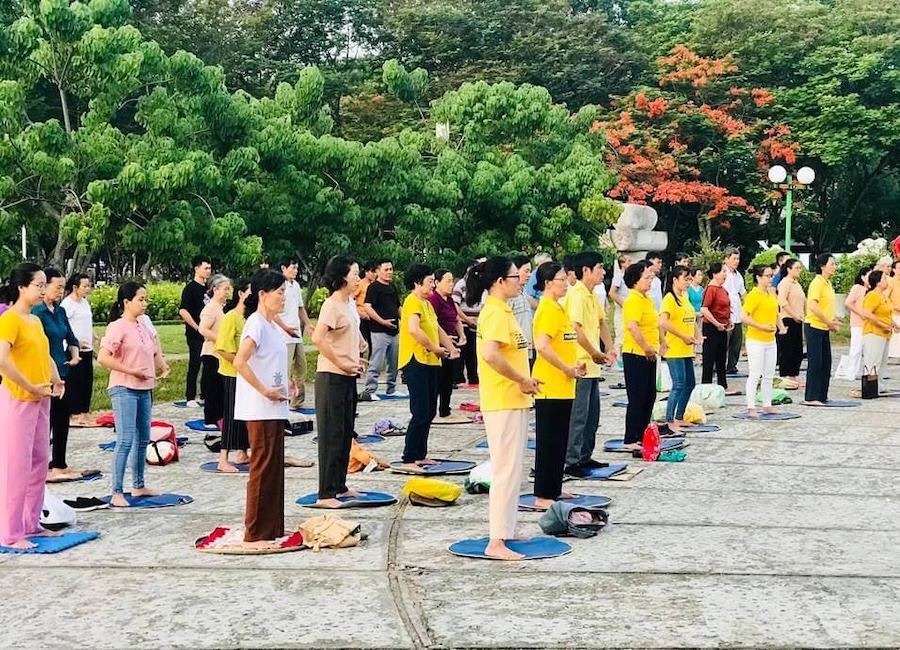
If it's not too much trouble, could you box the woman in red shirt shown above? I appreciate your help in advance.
[700,263,734,390]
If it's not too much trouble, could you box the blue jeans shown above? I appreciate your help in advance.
[665,357,696,422]
[109,386,152,494]
[364,332,399,394]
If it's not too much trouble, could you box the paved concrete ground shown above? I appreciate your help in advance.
[5,357,900,648]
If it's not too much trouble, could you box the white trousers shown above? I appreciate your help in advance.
[835,326,863,380]
[482,408,529,540]
[862,334,890,376]
[746,339,777,409]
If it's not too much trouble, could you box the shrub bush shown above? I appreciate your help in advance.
[306,286,329,318]
[89,281,185,323]
[833,252,883,294]
[746,249,814,291]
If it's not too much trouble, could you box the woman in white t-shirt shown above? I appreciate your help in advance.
[311,255,368,508]
[60,273,96,426]
[233,269,291,550]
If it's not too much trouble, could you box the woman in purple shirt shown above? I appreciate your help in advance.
[428,269,468,423]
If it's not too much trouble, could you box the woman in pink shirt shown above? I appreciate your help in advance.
[98,282,169,507]
[835,267,871,381]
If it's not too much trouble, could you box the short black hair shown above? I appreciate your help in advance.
[775,251,790,263]
[814,253,833,273]
[510,254,530,268]
[404,263,434,290]
[535,262,563,292]
[321,255,358,294]
[65,273,90,294]
[624,260,648,288]
[192,255,211,269]
[646,252,663,263]
[279,256,299,270]
[374,258,393,269]
[572,251,604,280]
[363,260,378,273]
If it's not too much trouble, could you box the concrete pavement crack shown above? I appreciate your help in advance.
[386,497,433,650]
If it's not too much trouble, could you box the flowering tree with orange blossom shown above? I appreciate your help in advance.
[592,46,799,250]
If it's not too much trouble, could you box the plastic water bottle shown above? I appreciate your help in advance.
[642,423,660,462]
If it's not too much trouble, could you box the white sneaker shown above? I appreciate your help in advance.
[186,400,201,408]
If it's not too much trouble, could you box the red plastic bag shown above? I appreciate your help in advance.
[642,422,660,462]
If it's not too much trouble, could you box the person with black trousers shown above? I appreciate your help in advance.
[311,255,368,508]
[700,263,734,392]
[179,256,212,407]
[428,268,468,423]
[34,268,86,482]
[620,261,665,451]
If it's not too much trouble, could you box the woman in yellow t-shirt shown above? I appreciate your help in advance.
[399,264,459,468]
[860,270,896,378]
[531,262,586,509]
[468,257,540,560]
[621,261,665,450]
[0,263,64,549]
[214,278,252,472]
[742,265,787,416]
[659,265,697,431]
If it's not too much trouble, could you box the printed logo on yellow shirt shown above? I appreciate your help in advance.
[563,332,577,342]
[514,330,528,350]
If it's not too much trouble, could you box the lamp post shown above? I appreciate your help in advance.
[767,165,815,253]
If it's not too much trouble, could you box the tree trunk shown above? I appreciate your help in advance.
[141,253,153,282]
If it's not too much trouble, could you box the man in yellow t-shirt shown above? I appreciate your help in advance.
[803,254,839,405]
[561,251,616,474]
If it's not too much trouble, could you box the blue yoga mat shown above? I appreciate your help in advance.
[612,399,628,407]
[312,434,385,445]
[388,459,476,475]
[476,439,537,450]
[200,461,249,473]
[295,492,397,509]
[677,424,720,432]
[448,536,572,560]
[727,372,749,378]
[186,419,219,432]
[732,412,801,420]
[801,400,861,408]
[47,471,102,483]
[99,436,188,451]
[100,493,194,508]
[291,407,316,415]
[577,463,629,480]
[518,493,612,511]
[0,531,101,554]
[375,393,409,400]
[603,438,685,452]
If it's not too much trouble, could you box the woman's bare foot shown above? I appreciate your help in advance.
[315,498,344,508]
[47,468,81,482]
[621,443,642,452]
[110,493,131,507]
[761,407,778,415]
[802,400,824,406]
[414,458,439,467]
[558,492,576,500]
[338,488,364,498]
[217,462,239,473]
[3,539,37,550]
[241,539,280,550]
[533,497,556,510]
[745,408,759,418]
[27,528,62,538]
[234,451,250,464]
[131,487,161,498]
[485,539,525,560]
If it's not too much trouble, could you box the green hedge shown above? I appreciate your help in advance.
[90,281,332,321]
[833,252,882,294]
[89,282,184,323]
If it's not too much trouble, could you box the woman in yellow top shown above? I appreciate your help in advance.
[531,262,586,509]
[214,278,252,472]
[803,254,839,405]
[399,264,459,468]
[0,263,64,549]
[621,261,665,450]
[659,265,697,431]
[860,270,896,379]
[198,274,232,429]
[742,265,787,417]
[467,257,540,560]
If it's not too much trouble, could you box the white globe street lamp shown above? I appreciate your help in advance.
[767,164,815,253]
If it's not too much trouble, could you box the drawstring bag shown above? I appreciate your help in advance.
[683,403,706,424]
[756,388,792,405]
[299,515,362,551]
[465,461,492,494]
[372,418,406,437]
[347,439,388,473]
[538,502,609,538]
[689,384,726,410]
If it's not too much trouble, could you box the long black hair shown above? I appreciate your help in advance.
[0,262,42,305]
[664,264,690,306]
[781,258,800,278]
[465,257,512,306]
[109,281,145,322]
